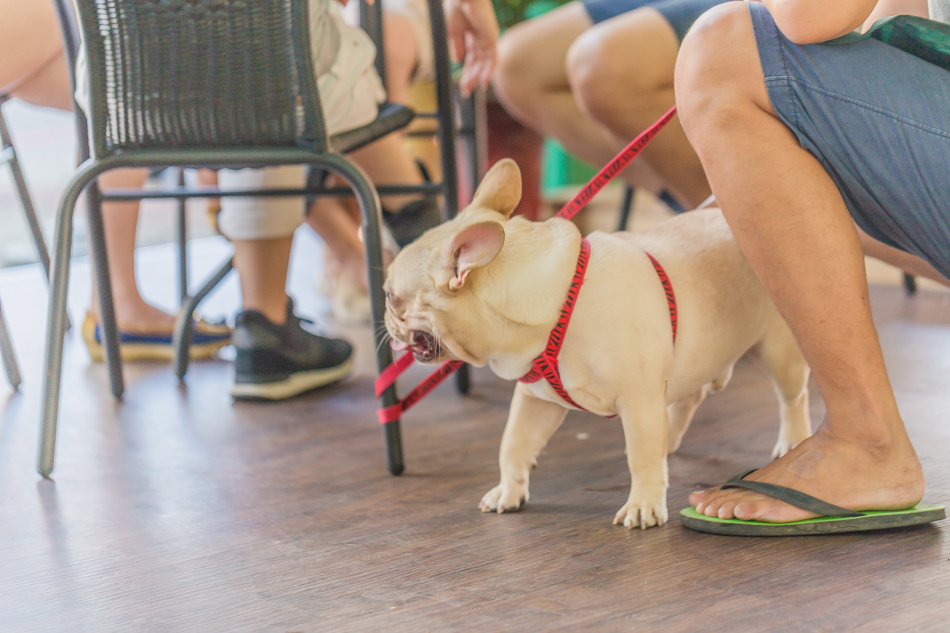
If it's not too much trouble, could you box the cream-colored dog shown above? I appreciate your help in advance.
[383,159,811,529]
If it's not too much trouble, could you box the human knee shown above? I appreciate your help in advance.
[565,27,622,122]
[566,14,670,124]
[674,3,757,134]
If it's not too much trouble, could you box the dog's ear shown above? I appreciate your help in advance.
[471,158,522,219]
[448,221,505,290]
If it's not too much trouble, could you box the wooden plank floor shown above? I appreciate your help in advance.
[0,233,948,633]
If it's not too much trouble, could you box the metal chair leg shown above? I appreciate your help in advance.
[173,256,233,380]
[903,272,918,295]
[427,3,475,395]
[458,88,488,206]
[325,156,403,475]
[617,185,635,232]
[453,90,486,397]
[0,298,21,390]
[176,168,188,303]
[0,101,71,331]
[39,167,100,477]
[428,0,460,222]
[86,182,124,399]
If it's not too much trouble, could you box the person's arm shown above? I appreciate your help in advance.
[444,0,499,95]
[761,0,879,43]
[344,0,498,94]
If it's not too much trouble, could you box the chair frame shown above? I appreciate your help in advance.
[0,94,72,389]
[40,0,485,478]
[40,0,397,477]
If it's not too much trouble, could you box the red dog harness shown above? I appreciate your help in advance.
[374,106,679,424]
[518,238,678,413]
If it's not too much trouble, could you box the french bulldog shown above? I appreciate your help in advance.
[383,159,811,529]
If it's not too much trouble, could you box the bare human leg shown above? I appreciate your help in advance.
[89,168,183,330]
[305,188,369,294]
[231,236,293,325]
[381,10,419,107]
[2,1,180,336]
[674,2,924,522]
[492,2,660,192]
[567,8,711,209]
[305,133,422,293]
[0,0,64,96]
[857,226,950,288]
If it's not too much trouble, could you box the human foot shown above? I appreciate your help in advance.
[83,302,230,362]
[318,251,372,325]
[89,301,176,332]
[689,425,925,523]
[231,298,353,400]
[319,232,399,324]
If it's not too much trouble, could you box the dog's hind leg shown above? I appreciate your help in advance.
[752,317,812,458]
[667,364,733,453]
[479,382,568,514]
[667,387,707,454]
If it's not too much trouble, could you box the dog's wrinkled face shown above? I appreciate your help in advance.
[383,159,522,365]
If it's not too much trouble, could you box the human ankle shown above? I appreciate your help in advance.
[242,304,287,326]
[824,392,908,443]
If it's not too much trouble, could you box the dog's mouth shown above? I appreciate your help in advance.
[409,330,439,363]
[392,330,440,363]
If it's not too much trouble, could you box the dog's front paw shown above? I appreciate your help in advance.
[613,499,668,530]
[479,481,528,514]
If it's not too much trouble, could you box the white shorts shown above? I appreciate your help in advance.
[75,3,392,241]
[218,7,386,241]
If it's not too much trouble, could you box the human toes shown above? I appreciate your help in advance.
[694,488,744,516]
[732,496,817,523]
[688,487,717,509]
[690,485,734,512]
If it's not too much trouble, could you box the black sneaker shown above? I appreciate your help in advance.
[231,300,353,400]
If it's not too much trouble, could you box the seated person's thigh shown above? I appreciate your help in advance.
[748,2,950,280]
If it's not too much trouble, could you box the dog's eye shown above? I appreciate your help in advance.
[385,291,402,309]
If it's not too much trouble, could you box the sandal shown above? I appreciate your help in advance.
[680,469,946,536]
[81,311,231,362]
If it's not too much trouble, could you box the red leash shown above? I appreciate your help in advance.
[374,106,678,424]
[553,106,678,223]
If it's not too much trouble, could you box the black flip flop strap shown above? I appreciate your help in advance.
[722,470,864,518]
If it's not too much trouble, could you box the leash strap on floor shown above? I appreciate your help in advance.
[375,107,678,424]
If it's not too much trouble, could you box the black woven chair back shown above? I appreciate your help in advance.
[73,0,328,157]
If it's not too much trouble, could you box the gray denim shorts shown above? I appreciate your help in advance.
[749,2,950,278]
[584,0,727,40]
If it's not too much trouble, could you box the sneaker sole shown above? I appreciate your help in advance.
[231,357,354,401]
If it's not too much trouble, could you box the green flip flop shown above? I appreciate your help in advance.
[680,470,946,536]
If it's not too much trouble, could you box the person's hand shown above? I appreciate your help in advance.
[444,0,499,95]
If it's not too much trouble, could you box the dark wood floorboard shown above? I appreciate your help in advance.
[0,235,948,633]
